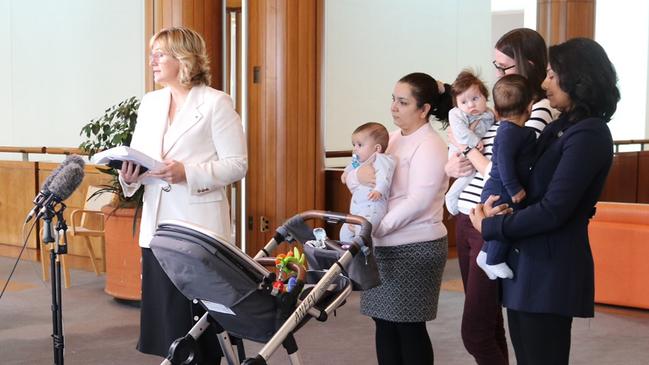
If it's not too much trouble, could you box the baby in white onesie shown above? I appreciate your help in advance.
[340,122,396,243]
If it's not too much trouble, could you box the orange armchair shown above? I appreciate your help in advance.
[589,202,649,309]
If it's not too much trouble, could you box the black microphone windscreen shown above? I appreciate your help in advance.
[48,164,85,201]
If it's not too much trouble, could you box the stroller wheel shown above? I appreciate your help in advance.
[166,334,202,365]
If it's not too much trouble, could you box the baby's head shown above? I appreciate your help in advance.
[492,74,533,122]
[352,122,389,162]
[451,70,489,116]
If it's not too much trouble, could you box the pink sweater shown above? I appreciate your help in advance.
[373,123,449,247]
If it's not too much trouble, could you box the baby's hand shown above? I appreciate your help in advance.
[368,190,382,201]
[512,189,526,204]
[341,171,347,184]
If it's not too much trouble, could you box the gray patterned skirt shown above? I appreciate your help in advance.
[360,237,448,322]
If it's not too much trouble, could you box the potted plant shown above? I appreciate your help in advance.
[79,96,143,301]
[79,96,143,212]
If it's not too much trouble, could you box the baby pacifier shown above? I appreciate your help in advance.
[351,154,361,169]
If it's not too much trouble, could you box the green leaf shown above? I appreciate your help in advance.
[79,96,142,208]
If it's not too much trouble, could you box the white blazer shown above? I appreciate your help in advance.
[121,85,248,247]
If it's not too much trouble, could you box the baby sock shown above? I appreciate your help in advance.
[487,262,514,279]
[476,251,497,280]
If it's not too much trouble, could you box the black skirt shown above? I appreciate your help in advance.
[137,247,223,363]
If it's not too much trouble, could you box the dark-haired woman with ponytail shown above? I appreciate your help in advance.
[357,72,453,364]
[470,37,621,365]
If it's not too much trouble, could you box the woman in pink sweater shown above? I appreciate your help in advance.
[358,72,452,364]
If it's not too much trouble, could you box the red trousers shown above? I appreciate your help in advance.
[455,213,509,365]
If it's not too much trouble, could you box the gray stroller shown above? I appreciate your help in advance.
[150,210,379,365]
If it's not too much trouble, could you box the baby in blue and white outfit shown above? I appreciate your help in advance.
[340,122,395,243]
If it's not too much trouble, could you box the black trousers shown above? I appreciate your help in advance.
[373,318,434,365]
[507,309,573,365]
[138,248,223,364]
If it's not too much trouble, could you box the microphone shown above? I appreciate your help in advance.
[38,163,85,216]
[26,155,86,222]
[49,164,85,200]
[62,154,86,169]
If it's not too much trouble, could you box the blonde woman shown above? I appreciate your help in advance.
[119,27,247,362]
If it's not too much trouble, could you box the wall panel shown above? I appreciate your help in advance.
[0,161,38,249]
[246,0,322,255]
[537,0,595,45]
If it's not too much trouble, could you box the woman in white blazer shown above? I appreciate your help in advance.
[119,27,247,362]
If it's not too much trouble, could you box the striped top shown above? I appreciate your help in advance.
[456,98,558,215]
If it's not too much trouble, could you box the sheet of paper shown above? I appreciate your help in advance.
[90,146,166,185]
[200,299,236,316]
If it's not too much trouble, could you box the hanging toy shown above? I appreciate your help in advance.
[271,281,285,296]
[271,247,306,296]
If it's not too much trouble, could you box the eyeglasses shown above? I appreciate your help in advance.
[150,52,168,60]
[492,60,516,74]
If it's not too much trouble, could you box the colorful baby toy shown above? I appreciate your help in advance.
[271,247,306,296]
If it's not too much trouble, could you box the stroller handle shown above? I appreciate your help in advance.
[298,210,372,244]
[255,210,373,261]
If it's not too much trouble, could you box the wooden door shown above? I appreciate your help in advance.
[537,0,595,45]
[246,0,324,255]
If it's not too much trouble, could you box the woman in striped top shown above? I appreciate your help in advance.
[445,28,558,365]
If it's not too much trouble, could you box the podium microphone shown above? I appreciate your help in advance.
[37,156,85,365]
[27,155,86,222]
[38,163,85,216]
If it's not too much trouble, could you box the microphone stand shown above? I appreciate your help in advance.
[42,202,68,365]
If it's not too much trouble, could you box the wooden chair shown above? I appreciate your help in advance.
[41,185,116,288]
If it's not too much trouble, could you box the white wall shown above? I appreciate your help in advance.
[491,11,524,52]
[596,0,649,141]
[0,0,14,147]
[491,0,536,29]
[323,0,492,166]
[0,0,145,160]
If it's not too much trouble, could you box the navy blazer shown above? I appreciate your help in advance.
[482,115,613,317]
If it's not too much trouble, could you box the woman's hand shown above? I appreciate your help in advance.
[119,161,142,184]
[148,160,187,184]
[469,195,513,232]
[357,163,376,187]
[483,194,513,216]
[469,204,486,233]
[511,189,526,204]
[445,152,474,178]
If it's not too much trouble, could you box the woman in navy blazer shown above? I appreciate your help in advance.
[470,38,620,365]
